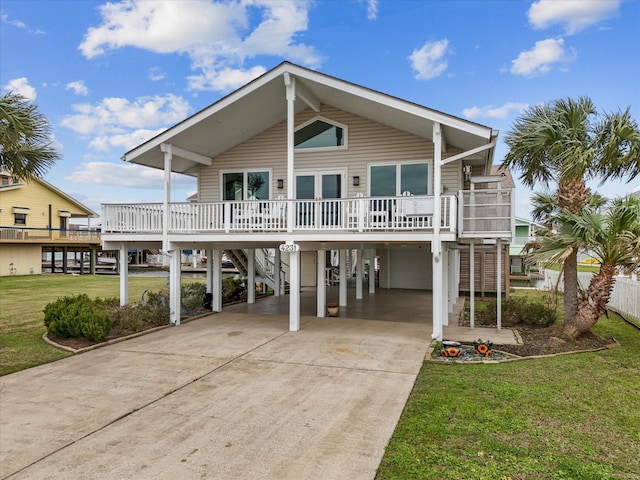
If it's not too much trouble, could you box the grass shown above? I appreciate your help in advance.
[376,312,640,480]
[0,274,190,375]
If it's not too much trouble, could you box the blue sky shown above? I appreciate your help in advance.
[1,0,639,222]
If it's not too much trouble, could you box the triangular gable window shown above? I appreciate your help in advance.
[294,117,347,150]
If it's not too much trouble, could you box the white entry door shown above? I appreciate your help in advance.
[295,171,345,228]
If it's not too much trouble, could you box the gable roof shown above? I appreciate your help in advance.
[123,61,497,176]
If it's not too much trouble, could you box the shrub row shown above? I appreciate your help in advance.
[474,296,557,327]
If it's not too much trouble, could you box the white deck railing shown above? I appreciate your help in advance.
[459,189,513,237]
[102,195,459,234]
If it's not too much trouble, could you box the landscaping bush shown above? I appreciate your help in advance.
[476,296,557,327]
[101,291,170,334]
[222,277,247,304]
[44,294,112,342]
[181,282,208,311]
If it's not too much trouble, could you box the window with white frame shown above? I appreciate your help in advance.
[222,170,270,200]
[369,162,429,196]
[294,117,347,150]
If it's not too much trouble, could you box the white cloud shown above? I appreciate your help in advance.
[78,0,319,92]
[408,39,450,80]
[2,77,37,101]
[148,67,166,82]
[61,94,190,136]
[510,38,575,77]
[528,0,620,35]
[462,102,529,120]
[66,80,89,96]
[88,129,165,152]
[0,12,26,28]
[187,65,266,92]
[365,0,378,20]
[66,161,195,189]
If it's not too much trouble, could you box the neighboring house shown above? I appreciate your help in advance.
[509,217,540,278]
[0,173,100,276]
[101,62,515,340]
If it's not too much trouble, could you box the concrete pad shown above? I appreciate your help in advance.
[443,325,522,345]
[0,312,429,479]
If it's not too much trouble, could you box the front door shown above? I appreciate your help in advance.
[295,171,344,227]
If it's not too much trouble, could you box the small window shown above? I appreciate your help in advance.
[1,177,9,186]
[14,213,27,225]
[295,118,346,150]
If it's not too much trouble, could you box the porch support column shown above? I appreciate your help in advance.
[169,248,181,325]
[119,243,128,306]
[90,247,97,275]
[273,248,281,297]
[339,249,347,306]
[442,247,449,326]
[448,247,456,313]
[284,73,295,232]
[470,241,475,328]
[211,249,222,312]
[317,249,326,317]
[289,249,301,331]
[160,143,172,266]
[497,239,502,331]
[247,248,255,304]
[431,121,444,340]
[356,248,363,300]
[206,248,214,294]
[368,248,375,294]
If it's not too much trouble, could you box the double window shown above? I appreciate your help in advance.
[369,162,429,196]
[222,171,270,200]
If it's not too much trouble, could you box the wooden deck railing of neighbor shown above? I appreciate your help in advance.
[0,227,101,244]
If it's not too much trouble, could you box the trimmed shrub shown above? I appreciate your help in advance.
[222,277,246,304]
[44,294,111,342]
[477,297,557,327]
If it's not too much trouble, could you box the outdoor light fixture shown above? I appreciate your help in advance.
[277,179,284,189]
[352,176,360,186]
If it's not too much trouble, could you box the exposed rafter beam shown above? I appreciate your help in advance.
[441,140,496,165]
[295,79,321,112]
[160,143,211,166]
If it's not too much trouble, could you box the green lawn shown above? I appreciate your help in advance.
[0,274,171,375]
[376,313,640,480]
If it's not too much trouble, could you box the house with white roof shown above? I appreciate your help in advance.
[101,62,514,340]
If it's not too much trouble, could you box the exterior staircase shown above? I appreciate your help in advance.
[224,248,289,293]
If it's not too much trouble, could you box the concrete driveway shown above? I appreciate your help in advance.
[0,312,431,480]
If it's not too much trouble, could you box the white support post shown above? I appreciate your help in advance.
[247,248,255,304]
[356,248,363,300]
[448,247,455,313]
[497,239,502,331]
[211,249,222,312]
[431,122,444,340]
[274,248,281,297]
[289,249,300,331]
[284,73,295,233]
[317,249,326,317]
[470,241,475,328]
[368,248,376,294]
[206,248,214,294]
[442,248,449,326]
[169,249,181,325]
[119,243,128,307]
[161,143,172,266]
[339,249,347,306]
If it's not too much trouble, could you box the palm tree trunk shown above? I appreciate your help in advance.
[563,247,579,324]
[563,264,616,339]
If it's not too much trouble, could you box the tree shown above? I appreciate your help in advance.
[502,97,640,324]
[532,196,640,338]
[0,92,59,179]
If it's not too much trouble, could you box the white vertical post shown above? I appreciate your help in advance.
[160,143,172,266]
[317,249,326,317]
[247,248,255,304]
[211,249,222,312]
[356,248,363,300]
[470,241,475,328]
[431,122,443,340]
[497,239,502,331]
[289,249,300,331]
[284,73,295,233]
[206,248,213,294]
[442,248,449,326]
[448,248,455,313]
[274,248,281,297]
[339,249,347,306]
[170,249,181,325]
[368,248,376,294]
[119,243,128,307]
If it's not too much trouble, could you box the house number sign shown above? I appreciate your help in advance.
[279,243,300,252]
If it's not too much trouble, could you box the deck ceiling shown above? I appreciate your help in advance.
[123,62,496,176]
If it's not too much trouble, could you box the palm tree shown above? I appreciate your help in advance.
[502,97,640,324]
[0,92,59,179]
[531,196,640,338]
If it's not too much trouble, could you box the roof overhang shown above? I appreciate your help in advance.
[123,62,496,176]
